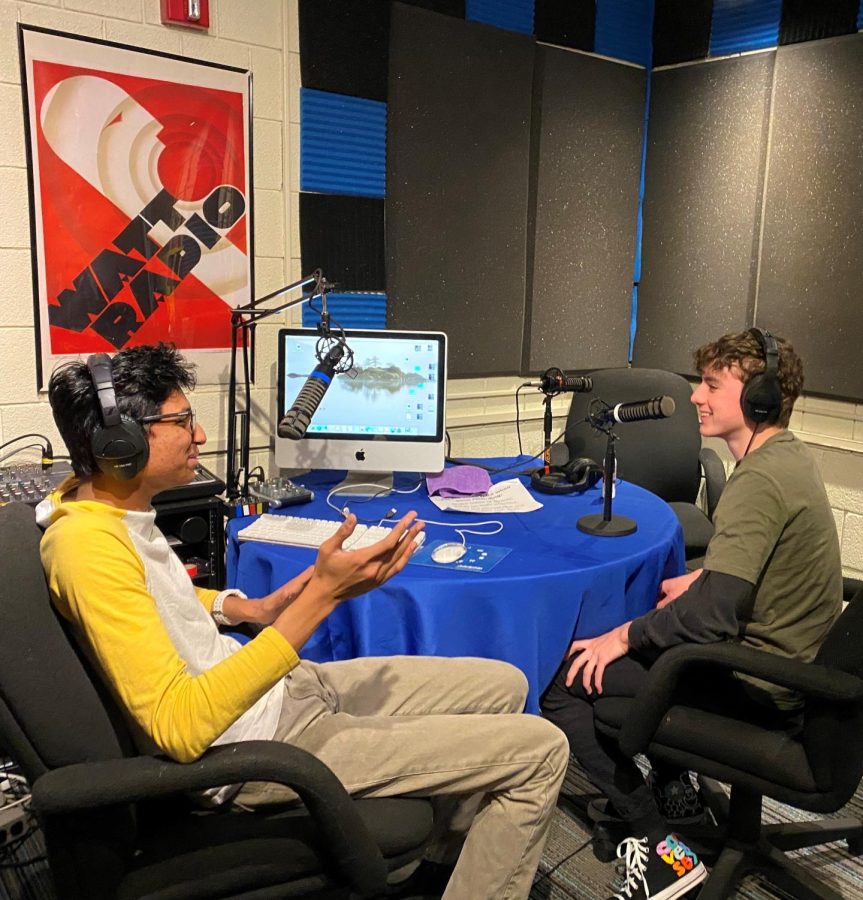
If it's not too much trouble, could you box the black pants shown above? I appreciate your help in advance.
[541,650,801,826]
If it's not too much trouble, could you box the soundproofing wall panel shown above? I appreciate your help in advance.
[653,0,713,66]
[633,53,775,373]
[466,0,534,35]
[386,3,534,377]
[534,0,595,51]
[528,46,645,373]
[595,0,655,67]
[300,90,387,197]
[300,194,385,292]
[709,0,781,56]
[298,0,390,101]
[779,0,859,46]
[397,0,465,17]
[756,33,863,400]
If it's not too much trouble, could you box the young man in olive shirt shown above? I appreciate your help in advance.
[542,329,842,900]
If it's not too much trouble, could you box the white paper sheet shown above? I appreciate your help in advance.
[428,478,543,513]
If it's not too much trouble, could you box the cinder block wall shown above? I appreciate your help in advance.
[0,0,860,580]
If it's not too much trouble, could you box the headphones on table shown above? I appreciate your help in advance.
[530,457,603,495]
[741,327,782,425]
[87,353,149,481]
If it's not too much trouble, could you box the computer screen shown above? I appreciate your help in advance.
[275,328,447,484]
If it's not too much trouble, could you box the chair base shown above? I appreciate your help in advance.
[694,778,863,900]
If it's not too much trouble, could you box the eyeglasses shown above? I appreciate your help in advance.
[140,409,197,433]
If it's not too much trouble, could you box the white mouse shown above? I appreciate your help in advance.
[431,542,468,565]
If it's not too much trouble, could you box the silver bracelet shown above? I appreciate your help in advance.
[211,593,232,627]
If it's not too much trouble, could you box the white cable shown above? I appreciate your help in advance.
[325,478,425,517]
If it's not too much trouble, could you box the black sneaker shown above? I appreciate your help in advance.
[607,833,706,900]
[648,770,704,825]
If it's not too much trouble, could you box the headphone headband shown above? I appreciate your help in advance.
[86,353,149,480]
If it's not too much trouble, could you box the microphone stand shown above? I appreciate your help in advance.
[226,269,332,501]
[576,418,637,537]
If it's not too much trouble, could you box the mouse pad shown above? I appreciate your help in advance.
[409,540,512,573]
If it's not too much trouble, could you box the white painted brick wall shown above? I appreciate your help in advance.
[1,0,860,582]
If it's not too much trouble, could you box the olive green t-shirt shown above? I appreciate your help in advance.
[703,431,841,708]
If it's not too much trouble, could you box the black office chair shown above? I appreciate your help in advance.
[564,367,726,561]
[593,594,863,900]
[0,502,434,899]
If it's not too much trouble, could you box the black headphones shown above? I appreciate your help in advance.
[87,353,149,481]
[530,457,603,495]
[740,328,782,425]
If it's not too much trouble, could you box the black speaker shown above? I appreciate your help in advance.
[87,353,149,481]
[741,328,782,424]
[530,457,603,495]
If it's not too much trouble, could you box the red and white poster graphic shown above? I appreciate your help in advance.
[20,27,253,385]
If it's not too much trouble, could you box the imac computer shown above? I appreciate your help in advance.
[275,328,447,493]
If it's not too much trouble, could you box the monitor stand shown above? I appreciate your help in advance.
[333,471,394,497]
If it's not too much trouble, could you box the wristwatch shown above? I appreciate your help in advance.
[211,590,246,627]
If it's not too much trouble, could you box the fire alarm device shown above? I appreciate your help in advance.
[161,0,210,29]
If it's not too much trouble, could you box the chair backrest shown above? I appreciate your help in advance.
[0,502,139,891]
[803,595,863,802]
[565,367,702,503]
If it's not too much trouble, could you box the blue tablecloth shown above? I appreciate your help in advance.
[226,459,685,712]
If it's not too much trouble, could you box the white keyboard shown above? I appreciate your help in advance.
[237,514,425,551]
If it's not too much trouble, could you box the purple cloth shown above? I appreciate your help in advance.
[426,465,493,498]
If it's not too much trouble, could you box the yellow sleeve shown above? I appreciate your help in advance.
[41,511,299,762]
[195,586,220,614]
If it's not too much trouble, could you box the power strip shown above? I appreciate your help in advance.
[0,804,27,847]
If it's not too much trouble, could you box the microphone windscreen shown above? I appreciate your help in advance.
[659,396,676,418]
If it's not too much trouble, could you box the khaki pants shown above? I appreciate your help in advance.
[235,656,568,900]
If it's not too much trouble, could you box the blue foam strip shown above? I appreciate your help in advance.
[595,0,655,68]
[466,0,534,36]
[302,293,387,330]
[301,89,387,198]
[709,0,781,56]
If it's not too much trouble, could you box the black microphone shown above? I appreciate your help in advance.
[278,342,345,440]
[528,369,594,393]
[591,395,676,427]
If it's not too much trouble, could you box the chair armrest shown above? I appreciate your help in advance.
[32,741,387,897]
[698,448,726,519]
[618,643,863,757]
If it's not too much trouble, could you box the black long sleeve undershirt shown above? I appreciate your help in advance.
[627,570,755,653]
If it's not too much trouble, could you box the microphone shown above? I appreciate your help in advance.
[278,342,345,440]
[528,368,594,394]
[590,396,676,427]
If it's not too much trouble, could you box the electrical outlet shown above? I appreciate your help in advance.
[0,804,27,847]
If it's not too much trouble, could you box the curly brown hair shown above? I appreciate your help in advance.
[693,330,803,428]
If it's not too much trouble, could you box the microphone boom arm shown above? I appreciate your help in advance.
[226,269,335,500]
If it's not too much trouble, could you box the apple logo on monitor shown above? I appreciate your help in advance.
[355,450,366,461]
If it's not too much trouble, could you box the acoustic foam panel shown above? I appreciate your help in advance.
[528,46,645,374]
[709,0,781,56]
[595,0,655,67]
[633,53,775,374]
[300,89,387,197]
[653,0,713,67]
[756,33,863,400]
[534,0,596,51]
[300,194,385,292]
[779,0,859,46]
[299,0,390,101]
[386,4,534,377]
[466,0,534,35]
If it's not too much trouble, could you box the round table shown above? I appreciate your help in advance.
[226,459,685,712]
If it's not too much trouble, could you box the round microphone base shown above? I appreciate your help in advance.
[577,513,637,538]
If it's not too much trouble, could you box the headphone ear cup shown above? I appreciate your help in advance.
[741,372,783,424]
[91,417,149,481]
[530,457,602,495]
